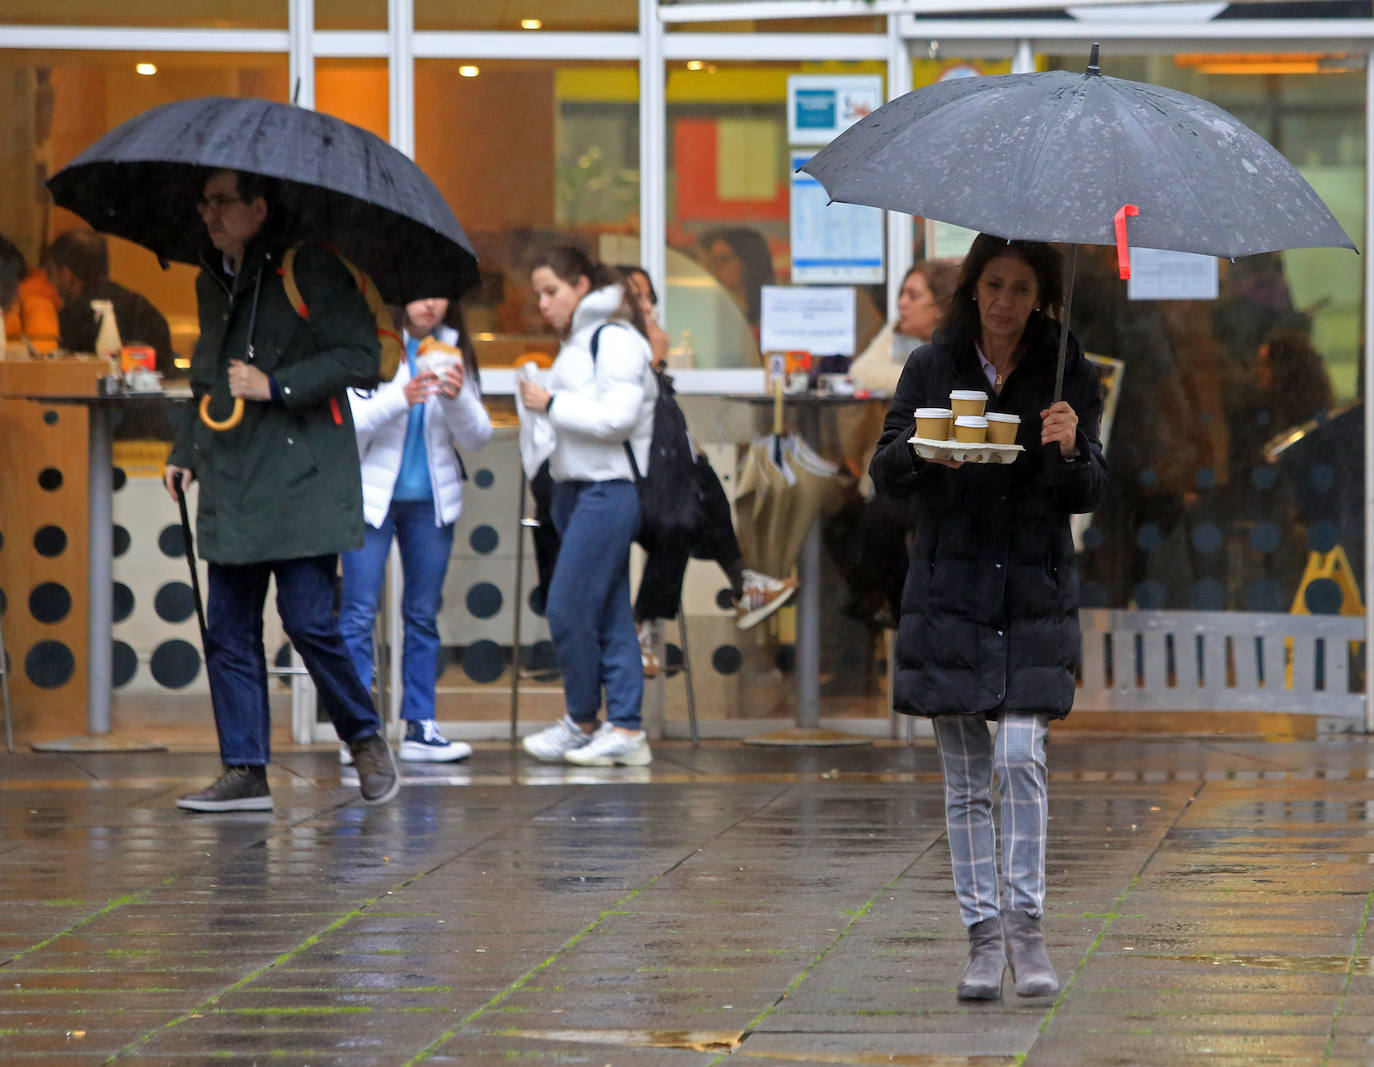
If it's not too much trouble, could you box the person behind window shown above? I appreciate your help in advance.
[869,234,1107,1003]
[615,264,797,675]
[516,245,657,767]
[850,260,959,394]
[1,233,60,355]
[701,226,775,347]
[337,296,492,765]
[46,229,174,375]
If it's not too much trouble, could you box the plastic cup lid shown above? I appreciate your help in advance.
[954,415,988,427]
[950,390,987,401]
[986,412,1021,422]
[915,407,953,417]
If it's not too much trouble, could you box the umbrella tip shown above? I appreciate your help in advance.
[1086,42,1101,76]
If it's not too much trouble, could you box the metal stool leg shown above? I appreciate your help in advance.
[510,467,530,747]
[676,600,699,747]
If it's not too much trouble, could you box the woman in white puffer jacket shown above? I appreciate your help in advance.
[516,246,657,769]
[338,297,492,764]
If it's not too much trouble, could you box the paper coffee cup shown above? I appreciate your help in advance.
[950,389,988,418]
[986,412,1021,444]
[915,407,953,441]
[954,414,988,443]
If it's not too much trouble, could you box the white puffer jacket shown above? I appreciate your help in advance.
[349,324,494,528]
[546,284,656,483]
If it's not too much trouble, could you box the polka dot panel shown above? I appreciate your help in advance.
[469,525,499,554]
[461,639,505,683]
[465,582,503,619]
[473,468,495,489]
[42,409,58,425]
[113,525,131,557]
[149,639,201,689]
[38,467,63,492]
[112,641,138,688]
[25,641,75,689]
[33,526,68,558]
[112,583,135,624]
[29,582,72,625]
[711,644,742,675]
[154,582,197,624]
[158,524,186,558]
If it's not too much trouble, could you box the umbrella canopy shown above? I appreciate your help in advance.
[800,50,1355,259]
[47,96,478,304]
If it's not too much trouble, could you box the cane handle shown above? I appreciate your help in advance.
[199,394,244,431]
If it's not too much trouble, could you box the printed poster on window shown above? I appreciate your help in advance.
[787,74,883,146]
[790,151,884,284]
[760,285,857,357]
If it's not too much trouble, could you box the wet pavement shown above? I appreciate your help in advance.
[2,734,1373,1065]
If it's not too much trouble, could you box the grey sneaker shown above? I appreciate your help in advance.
[563,723,652,767]
[347,733,400,805]
[176,765,272,812]
[522,716,594,762]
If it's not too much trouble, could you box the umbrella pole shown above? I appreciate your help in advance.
[1053,244,1080,404]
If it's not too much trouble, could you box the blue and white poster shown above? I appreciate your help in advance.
[786,74,882,146]
[790,150,884,284]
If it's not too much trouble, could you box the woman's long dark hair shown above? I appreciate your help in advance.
[944,234,1063,345]
[530,244,647,340]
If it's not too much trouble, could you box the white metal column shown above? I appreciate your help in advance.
[885,15,913,322]
[288,0,314,107]
[639,0,668,313]
[1364,46,1374,734]
[388,0,415,158]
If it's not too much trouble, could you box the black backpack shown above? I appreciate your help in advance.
[591,323,705,549]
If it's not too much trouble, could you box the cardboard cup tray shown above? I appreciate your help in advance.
[909,436,1024,464]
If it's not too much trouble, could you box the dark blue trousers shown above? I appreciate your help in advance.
[206,555,382,766]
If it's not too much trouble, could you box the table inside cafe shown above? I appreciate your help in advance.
[0,353,189,748]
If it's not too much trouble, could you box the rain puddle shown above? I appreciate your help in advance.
[503,1028,743,1052]
[1146,953,1372,974]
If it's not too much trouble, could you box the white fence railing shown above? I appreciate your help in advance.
[1077,609,1365,722]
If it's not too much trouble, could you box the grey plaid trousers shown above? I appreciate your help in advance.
[932,712,1050,928]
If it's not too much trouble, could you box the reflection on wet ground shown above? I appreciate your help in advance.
[1,735,1373,1064]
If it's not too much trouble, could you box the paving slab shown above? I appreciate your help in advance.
[1,735,1373,1065]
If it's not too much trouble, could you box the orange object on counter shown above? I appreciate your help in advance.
[3,268,60,355]
[121,345,156,372]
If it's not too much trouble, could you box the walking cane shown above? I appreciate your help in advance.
[173,473,209,650]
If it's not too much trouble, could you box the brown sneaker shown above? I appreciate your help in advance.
[735,570,799,631]
[347,734,400,806]
[176,765,272,812]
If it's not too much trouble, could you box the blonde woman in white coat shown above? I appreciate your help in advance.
[517,245,657,768]
[338,297,492,762]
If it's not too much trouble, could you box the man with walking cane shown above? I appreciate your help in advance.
[164,167,399,812]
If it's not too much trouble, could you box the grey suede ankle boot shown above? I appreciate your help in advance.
[956,916,1006,1000]
[1002,909,1060,998]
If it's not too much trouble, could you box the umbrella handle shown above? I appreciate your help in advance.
[199,394,244,431]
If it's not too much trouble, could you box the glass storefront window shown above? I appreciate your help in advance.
[664,59,887,368]
[413,59,640,366]
[1,50,289,366]
[3,1,286,27]
[1027,51,1367,617]
[321,1,638,31]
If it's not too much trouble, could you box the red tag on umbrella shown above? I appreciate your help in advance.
[1115,204,1139,279]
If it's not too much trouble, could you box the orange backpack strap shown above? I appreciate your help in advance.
[280,243,403,382]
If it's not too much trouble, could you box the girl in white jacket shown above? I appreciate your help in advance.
[338,298,492,762]
[517,246,657,768]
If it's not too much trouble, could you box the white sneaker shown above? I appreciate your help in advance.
[563,723,652,767]
[522,716,595,762]
[338,742,353,766]
[637,620,662,677]
[400,719,473,763]
[735,569,799,630]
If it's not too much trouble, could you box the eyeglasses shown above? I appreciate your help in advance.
[197,194,244,214]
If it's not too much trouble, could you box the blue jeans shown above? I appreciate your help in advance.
[338,498,456,722]
[547,479,642,730]
[206,555,382,766]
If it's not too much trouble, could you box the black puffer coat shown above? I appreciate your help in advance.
[869,316,1108,720]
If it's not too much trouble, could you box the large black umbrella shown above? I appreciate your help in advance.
[801,46,1356,395]
[47,96,478,304]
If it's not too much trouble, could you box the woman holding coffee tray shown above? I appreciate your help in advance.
[869,234,1107,1003]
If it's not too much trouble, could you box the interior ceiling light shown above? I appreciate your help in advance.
[459,65,479,78]
[135,62,157,76]
[687,60,705,71]
[520,18,542,29]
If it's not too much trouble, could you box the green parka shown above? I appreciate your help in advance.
[169,236,381,564]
